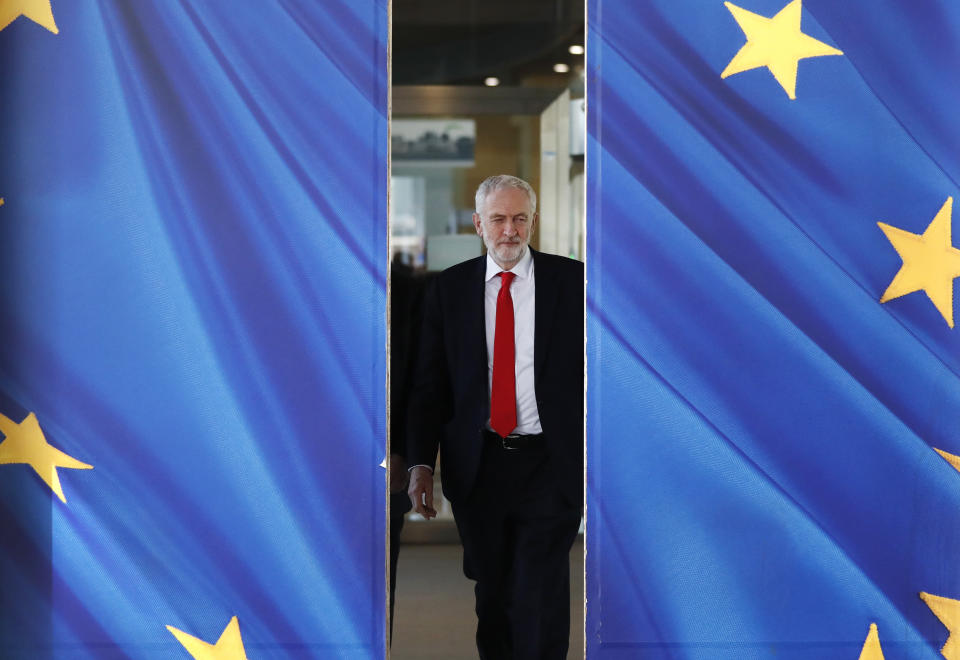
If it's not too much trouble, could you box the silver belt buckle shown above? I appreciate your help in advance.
[502,434,521,450]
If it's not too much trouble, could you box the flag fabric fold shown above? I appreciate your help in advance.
[587,1,960,658]
[0,2,387,657]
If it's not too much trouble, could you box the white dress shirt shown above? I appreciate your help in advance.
[485,249,542,435]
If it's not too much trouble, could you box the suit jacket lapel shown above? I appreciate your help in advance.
[472,255,488,368]
[464,255,489,421]
[532,249,559,386]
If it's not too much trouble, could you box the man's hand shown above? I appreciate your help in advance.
[407,466,437,519]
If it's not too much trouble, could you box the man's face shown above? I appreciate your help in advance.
[473,186,538,269]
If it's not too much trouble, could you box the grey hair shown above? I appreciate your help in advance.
[474,175,537,216]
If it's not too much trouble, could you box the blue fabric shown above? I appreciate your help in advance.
[0,1,386,657]
[587,1,960,658]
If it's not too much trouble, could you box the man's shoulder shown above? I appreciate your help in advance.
[432,251,584,282]
[427,256,484,300]
[531,249,584,277]
[436,255,485,283]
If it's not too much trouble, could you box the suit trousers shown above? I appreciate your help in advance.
[452,438,581,660]
[389,491,412,643]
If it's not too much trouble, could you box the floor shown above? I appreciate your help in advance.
[390,537,585,659]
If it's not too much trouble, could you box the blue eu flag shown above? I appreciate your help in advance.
[0,1,387,657]
[587,0,960,658]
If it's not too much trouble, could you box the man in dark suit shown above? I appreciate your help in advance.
[407,174,584,659]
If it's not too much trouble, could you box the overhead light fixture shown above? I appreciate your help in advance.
[484,77,500,87]
[553,63,570,73]
[569,44,585,55]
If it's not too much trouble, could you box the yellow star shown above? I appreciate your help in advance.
[935,448,960,473]
[858,623,885,660]
[167,616,250,660]
[0,411,92,503]
[721,0,843,99]
[0,0,58,34]
[920,592,960,660]
[878,197,960,328]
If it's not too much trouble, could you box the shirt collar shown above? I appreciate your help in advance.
[485,247,533,282]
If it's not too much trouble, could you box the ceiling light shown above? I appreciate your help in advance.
[484,77,500,87]
[553,63,570,73]
[568,44,585,55]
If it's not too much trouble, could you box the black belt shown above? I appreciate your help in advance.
[483,429,546,451]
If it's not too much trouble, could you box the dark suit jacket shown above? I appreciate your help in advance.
[407,248,584,506]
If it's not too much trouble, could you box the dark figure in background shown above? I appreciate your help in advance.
[388,258,426,642]
[407,175,584,659]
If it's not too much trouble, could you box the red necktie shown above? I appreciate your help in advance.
[491,271,517,437]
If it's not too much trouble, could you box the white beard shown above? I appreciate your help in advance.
[484,234,526,266]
